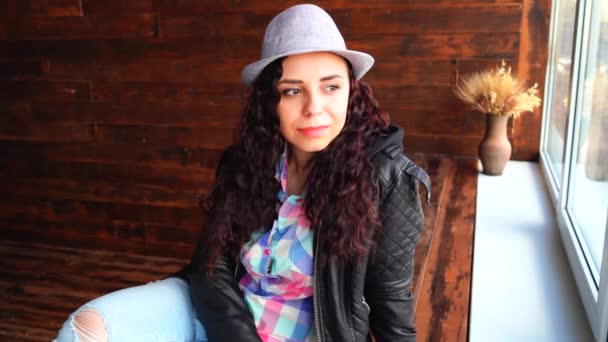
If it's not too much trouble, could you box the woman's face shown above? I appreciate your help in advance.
[276,52,350,157]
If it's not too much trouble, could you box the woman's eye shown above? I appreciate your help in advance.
[325,85,340,92]
[282,88,300,96]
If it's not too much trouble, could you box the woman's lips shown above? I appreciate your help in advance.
[297,125,330,137]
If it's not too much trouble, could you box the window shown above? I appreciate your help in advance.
[540,0,608,340]
[544,0,577,188]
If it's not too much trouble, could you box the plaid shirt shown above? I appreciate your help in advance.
[239,147,315,342]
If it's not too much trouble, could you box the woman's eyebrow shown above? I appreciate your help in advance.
[319,74,343,82]
[277,79,302,85]
[278,74,344,85]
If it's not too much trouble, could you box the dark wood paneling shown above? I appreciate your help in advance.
[14,14,159,40]
[0,141,224,169]
[20,0,83,17]
[0,80,91,102]
[376,85,461,112]
[331,6,522,34]
[0,101,96,144]
[81,0,153,16]
[159,5,521,38]
[0,196,201,229]
[365,60,455,86]
[0,216,198,250]
[90,82,245,105]
[154,1,522,16]
[0,122,94,143]
[47,0,84,17]
[0,3,8,40]
[0,177,201,208]
[16,100,242,127]
[47,59,228,83]
[392,111,486,136]
[0,223,195,258]
[406,134,481,156]
[348,33,520,59]
[94,124,237,148]
[2,159,215,190]
[1,1,27,40]
[0,60,49,79]
[0,37,261,62]
[0,325,52,342]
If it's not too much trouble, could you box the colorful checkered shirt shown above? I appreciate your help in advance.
[239,147,316,342]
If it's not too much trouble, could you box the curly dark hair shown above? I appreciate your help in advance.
[196,58,390,272]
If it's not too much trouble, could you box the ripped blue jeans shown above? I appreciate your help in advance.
[54,277,208,342]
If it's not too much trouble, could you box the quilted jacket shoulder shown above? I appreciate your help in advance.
[373,144,431,205]
[361,142,430,342]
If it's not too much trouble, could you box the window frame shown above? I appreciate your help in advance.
[539,0,608,340]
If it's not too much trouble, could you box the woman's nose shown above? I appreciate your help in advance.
[304,91,323,116]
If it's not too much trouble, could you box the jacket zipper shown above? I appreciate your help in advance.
[234,258,239,279]
[313,230,323,341]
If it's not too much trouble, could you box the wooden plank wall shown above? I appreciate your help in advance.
[0,0,550,256]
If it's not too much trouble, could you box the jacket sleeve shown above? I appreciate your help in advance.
[186,144,262,342]
[187,255,262,342]
[364,154,429,342]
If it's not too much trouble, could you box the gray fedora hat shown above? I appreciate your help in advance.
[241,4,374,86]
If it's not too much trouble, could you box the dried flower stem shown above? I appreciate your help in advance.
[454,61,542,117]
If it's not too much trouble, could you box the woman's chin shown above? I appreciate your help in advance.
[290,140,332,153]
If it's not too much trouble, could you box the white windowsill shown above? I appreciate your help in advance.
[469,161,594,342]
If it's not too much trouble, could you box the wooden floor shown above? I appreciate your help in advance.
[0,156,478,341]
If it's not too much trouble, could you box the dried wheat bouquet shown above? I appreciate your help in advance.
[454,61,542,117]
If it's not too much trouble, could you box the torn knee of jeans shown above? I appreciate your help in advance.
[72,307,108,342]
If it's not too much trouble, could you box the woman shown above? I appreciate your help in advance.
[55,4,430,342]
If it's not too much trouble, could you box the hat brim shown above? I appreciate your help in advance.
[241,48,374,86]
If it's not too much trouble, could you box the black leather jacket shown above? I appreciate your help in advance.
[172,125,431,342]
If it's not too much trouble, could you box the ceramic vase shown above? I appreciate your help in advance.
[478,115,511,175]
